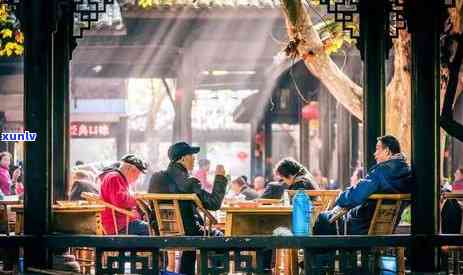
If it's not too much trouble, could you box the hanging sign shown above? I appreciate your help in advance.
[70,122,116,138]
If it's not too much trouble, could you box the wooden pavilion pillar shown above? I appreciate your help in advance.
[23,0,54,268]
[336,104,351,189]
[299,98,310,171]
[359,0,387,169]
[250,120,258,180]
[319,90,335,179]
[52,3,73,201]
[263,111,273,180]
[116,116,129,158]
[173,55,194,144]
[408,0,441,271]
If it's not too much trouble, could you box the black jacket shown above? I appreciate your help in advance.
[260,177,318,199]
[148,162,227,235]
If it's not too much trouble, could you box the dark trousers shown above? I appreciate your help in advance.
[180,251,196,275]
[441,199,463,233]
[127,220,150,235]
[313,211,340,236]
[180,228,224,275]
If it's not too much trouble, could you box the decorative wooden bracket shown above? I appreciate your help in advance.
[72,0,114,38]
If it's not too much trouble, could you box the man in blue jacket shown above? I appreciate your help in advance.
[313,135,413,235]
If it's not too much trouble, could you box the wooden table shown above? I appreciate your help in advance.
[222,203,321,275]
[222,206,297,274]
[0,200,21,236]
[222,201,322,236]
[11,204,105,235]
[222,206,293,236]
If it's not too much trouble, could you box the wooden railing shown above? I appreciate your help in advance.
[2,234,463,274]
[0,234,460,274]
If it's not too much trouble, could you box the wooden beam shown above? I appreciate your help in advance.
[122,7,283,20]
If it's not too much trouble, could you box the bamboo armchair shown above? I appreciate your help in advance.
[80,192,141,274]
[81,192,137,235]
[135,193,218,273]
[329,193,411,275]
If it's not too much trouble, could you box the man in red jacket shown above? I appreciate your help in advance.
[100,154,149,235]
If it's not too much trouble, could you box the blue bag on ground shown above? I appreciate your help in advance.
[292,191,312,236]
[160,271,185,275]
[379,255,398,275]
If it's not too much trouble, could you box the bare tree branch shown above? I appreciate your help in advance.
[162,78,175,106]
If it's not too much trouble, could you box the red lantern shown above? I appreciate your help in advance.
[237,151,248,161]
[301,102,319,121]
[255,133,264,145]
[175,89,183,100]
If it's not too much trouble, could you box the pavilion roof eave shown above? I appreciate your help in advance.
[122,6,283,19]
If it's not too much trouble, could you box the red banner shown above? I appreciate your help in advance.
[70,122,114,138]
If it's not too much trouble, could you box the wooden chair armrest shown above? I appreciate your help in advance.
[368,194,411,200]
[81,192,137,218]
[196,206,218,225]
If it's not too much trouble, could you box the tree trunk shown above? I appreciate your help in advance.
[386,30,412,158]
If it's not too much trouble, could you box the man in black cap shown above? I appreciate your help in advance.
[100,154,149,235]
[149,142,228,275]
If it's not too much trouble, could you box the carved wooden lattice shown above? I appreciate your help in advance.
[73,0,114,38]
[388,0,406,38]
[200,249,270,274]
[319,0,456,41]
[95,249,159,275]
[319,0,360,39]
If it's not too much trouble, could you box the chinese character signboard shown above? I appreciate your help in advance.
[70,122,115,138]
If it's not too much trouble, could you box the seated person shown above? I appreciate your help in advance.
[148,142,227,275]
[11,166,24,197]
[252,176,266,196]
[314,135,413,235]
[228,176,258,201]
[100,154,149,235]
[452,168,463,191]
[69,170,98,201]
[260,157,319,199]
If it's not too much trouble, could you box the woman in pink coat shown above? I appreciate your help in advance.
[0,152,12,195]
